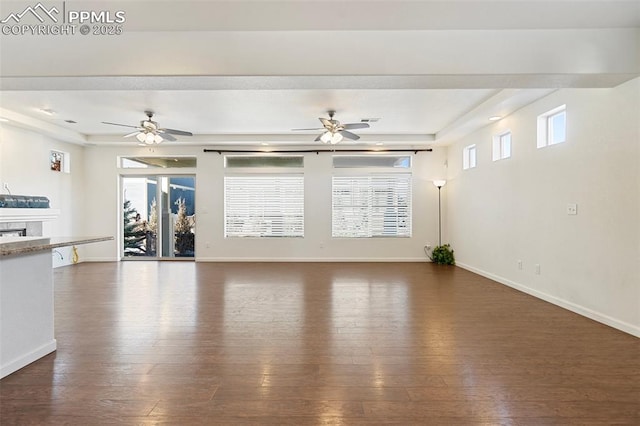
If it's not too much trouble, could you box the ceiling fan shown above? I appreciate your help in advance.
[101,111,193,145]
[293,110,370,144]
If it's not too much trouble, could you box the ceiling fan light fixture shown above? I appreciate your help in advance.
[320,131,332,143]
[330,132,343,144]
[103,111,193,144]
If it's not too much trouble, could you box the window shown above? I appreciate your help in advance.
[537,105,566,148]
[224,155,304,238]
[463,144,477,170]
[50,150,70,173]
[332,174,412,238]
[120,157,197,168]
[225,155,303,168]
[492,131,512,161]
[225,176,304,238]
[333,155,411,168]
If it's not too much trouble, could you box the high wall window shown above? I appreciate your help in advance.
[332,156,412,238]
[224,156,304,238]
[463,144,477,170]
[537,105,566,148]
[50,150,70,173]
[492,131,512,161]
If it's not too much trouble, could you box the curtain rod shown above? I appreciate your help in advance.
[203,148,432,154]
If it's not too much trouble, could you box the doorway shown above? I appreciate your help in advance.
[122,175,196,259]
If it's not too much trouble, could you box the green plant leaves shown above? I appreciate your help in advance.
[431,244,455,265]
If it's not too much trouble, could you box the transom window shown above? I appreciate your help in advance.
[120,157,197,168]
[493,131,512,161]
[463,144,477,170]
[225,155,303,168]
[537,105,566,148]
[332,155,411,168]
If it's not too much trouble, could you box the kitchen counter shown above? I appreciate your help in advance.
[0,236,113,257]
[0,235,113,378]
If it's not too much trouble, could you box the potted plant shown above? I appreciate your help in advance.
[429,244,455,265]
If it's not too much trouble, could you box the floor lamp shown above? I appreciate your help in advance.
[433,180,446,246]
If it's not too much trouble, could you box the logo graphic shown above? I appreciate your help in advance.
[1,2,59,24]
[1,1,126,36]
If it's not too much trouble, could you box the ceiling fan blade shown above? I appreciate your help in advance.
[160,128,193,137]
[101,121,141,129]
[319,118,332,128]
[292,127,325,131]
[314,134,323,142]
[340,130,360,140]
[123,131,140,138]
[342,123,370,130]
[159,133,177,142]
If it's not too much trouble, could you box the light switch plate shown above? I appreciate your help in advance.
[567,203,578,215]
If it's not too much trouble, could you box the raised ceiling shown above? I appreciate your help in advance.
[1,0,638,147]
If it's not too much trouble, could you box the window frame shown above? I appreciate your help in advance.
[537,104,566,148]
[463,144,477,170]
[331,171,412,239]
[224,173,305,238]
[332,155,412,169]
[223,155,305,239]
[492,130,512,161]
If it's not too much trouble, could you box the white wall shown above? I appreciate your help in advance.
[81,144,446,262]
[0,125,85,267]
[446,78,640,336]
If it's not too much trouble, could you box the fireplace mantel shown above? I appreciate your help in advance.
[0,208,61,223]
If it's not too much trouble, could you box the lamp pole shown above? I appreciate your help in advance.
[438,185,442,246]
[432,180,446,247]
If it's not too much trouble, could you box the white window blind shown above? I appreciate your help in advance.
[332,174,412,238]
[225,176,304,237]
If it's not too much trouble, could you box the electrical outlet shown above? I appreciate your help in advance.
[535,264,541,275]
[517,260,523,270]
[567,203,578,215]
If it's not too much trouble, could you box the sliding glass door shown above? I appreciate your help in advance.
[122,175,195,259]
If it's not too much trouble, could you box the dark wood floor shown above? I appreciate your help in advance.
[1,262,638,425]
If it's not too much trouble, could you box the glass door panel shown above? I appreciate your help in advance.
[168,176,196,257]
[122,175,195,259]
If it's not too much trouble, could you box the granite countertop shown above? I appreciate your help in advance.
[0,236,113,257]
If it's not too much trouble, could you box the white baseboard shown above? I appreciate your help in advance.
[196,257,428,262]
[81,257,430,263]
[456,262,640,338]
[0,340,57,379]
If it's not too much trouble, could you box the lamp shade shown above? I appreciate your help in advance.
[320,131,332,143]
[433,180,447,188]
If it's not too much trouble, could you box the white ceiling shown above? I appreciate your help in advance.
[0,0,638,147]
